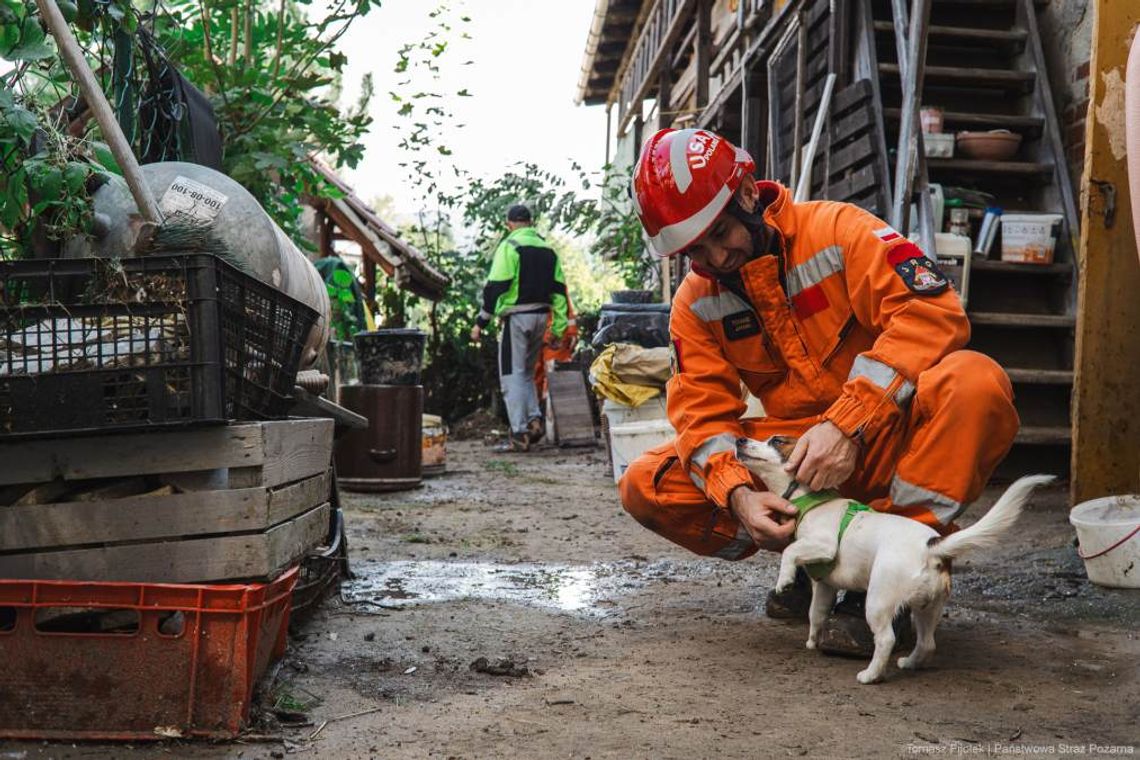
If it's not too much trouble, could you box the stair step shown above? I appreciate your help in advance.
[879,63,1035,91]
[931,0,1047,6]
[1005,368,1074,385]
[884,108,1044,137]
[943,260,1072,276]
[969,312,1076,328]
[873,21,1028,48]
[1014,425,1071,445]
[926,158,1053,177]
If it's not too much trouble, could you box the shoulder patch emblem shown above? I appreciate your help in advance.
[887,241,949,295]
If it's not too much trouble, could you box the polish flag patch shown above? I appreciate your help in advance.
[873,226,902,243]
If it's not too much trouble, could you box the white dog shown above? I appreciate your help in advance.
[737,436,1053,684]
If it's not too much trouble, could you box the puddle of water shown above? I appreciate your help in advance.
[343,560,653,617]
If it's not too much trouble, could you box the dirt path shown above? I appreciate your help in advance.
[9,440,1139,759]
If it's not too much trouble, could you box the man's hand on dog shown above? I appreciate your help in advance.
[785,421,858,491]
[729,488,797,551]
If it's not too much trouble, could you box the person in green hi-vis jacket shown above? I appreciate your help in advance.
[470,204,570,453]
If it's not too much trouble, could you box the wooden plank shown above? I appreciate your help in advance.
[548,369,596,446]
[0,471,329,552]
[233,417,334,488]
[884,108,1043,136]
[830,105,875,144]
[0,503,330,583]
[831,79,873,116]
[879,63,1035,91]
[821,134,875,178]
[826,164,878,202]
[969,312,1076,327]
[943,260,1072,276]
[0,424,265,487]
[0,418,333,488]
[1005,368,1074,385]
[1071,0,1140,504]
[926,158,1053,176]
[872,20,1027,46]
[1015,426,1071,446]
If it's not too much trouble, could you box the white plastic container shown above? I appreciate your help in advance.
[924,132,954,158]
[1069,495,1140,588]
[609,419,675,484]
[601,396,668,429]
[1000,213,1063,264]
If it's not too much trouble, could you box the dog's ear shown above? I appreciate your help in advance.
[767,435,799,463]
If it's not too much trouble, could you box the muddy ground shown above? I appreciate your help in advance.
[6,439,1139,759]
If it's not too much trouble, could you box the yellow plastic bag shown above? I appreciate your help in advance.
[588,344,668,408]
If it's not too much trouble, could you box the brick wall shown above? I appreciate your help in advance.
[1037,0,1093,188]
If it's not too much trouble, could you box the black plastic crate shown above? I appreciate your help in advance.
[0,254,318,437]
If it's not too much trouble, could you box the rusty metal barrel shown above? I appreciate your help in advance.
[334,384,423,492]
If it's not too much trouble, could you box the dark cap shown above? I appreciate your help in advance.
[506,204,533,223]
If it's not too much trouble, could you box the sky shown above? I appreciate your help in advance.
[334,0,611,216]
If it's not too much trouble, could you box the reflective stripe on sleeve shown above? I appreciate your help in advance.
[849,355,916,409]
[689,290,754,323]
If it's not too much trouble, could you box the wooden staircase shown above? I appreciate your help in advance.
[868,0,1080,471]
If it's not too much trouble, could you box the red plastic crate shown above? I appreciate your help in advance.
[0,566,298,740]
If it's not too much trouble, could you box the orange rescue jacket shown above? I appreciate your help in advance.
[668,181,970,508]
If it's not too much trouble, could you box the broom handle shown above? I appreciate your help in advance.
[35,0,164,226]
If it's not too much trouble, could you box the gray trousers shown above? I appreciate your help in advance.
[498,311,547,435]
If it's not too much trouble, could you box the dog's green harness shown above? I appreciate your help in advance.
[789,488,872,581]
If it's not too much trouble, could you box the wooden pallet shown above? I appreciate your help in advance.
[547,366,597,447]
[0,419,334,583]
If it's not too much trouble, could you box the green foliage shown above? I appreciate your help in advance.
[1,0,376,256]
[0,83,102,259]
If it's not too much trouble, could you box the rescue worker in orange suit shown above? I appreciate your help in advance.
[619,128,1019,656]
[533,296,580,426]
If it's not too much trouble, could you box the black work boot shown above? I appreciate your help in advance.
[764,567,813,620]
[815,591,915,658]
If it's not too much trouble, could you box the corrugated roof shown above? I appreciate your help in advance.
[576,0,649,106]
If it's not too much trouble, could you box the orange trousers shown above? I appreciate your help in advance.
[618,350,1019,560]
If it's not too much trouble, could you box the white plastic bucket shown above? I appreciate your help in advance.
[610,419,675,484]
[1000,213,1063,264]
[1069,495,1140,588]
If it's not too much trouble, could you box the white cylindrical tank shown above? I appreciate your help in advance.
[86,162,331,368]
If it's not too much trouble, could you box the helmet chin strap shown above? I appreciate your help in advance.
[725,197,772,259]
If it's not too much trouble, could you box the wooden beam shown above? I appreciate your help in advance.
[1071,0,1140,504]
[695,0,711,110]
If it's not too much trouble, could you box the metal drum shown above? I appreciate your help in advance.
[335,384,423,492]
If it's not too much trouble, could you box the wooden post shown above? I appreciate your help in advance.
[890,0,931,237]
[1071,0,1140,504]
[695,0,712,110]
[363,257,376,302]
[890,0,937,252]
[318,212,333,258]
[658,65,672,128]
[35,0,163,229]
[791,13,807,191]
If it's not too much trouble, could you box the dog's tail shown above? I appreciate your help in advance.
[927,475,1055,561]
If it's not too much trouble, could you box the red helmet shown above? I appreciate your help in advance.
[631,128,755,258]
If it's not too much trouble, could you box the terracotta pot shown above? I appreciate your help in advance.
[955,130,1023,161]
